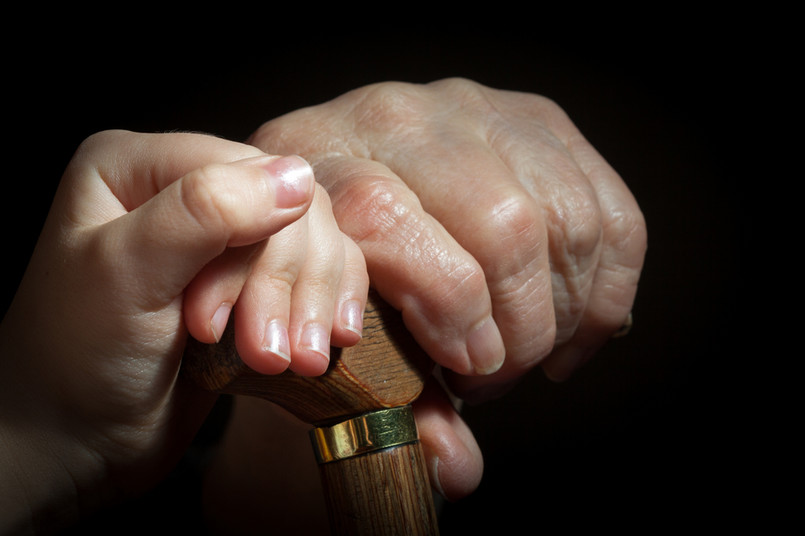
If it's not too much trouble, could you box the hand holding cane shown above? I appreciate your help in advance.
[182,292,440,535]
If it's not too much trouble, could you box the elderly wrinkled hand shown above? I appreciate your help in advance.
[249,78,647,401]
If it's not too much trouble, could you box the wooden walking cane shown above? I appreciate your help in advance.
[182,291,440,535]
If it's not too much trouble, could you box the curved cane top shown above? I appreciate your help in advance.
[181,291,432,426]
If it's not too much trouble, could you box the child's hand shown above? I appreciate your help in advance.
[183,179,369,377]
[0,129,366,532]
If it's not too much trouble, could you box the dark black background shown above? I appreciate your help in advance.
[4,18,762,534]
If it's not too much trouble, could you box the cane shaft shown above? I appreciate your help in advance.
[319,441,438,535]
[182,292,438,535]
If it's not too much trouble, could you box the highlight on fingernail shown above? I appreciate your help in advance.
[211,302,232,343]
[300,323,330,362]
[466,316,506,375]
[430,455,447,500]
[264,155,314,208]
[341,299,364,337]
[262,319,291,363]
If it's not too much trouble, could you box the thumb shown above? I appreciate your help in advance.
[98,153,315,307]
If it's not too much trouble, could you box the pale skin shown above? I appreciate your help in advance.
[0,79,647,533]
[205,78,647,531]
[250,78,646,392]
[0,130,369,533]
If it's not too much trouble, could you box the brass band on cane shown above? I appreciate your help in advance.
[310,405,419,464]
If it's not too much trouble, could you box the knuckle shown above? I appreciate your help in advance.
[533,95,570,122]
[74,129,127,155]
[430,77,489,108]
[256,247,302,296]
[480,187,542,250]
[606,203,648,263]
[549,189,603,260]
[544,190,604,336]
[333,173,489,317]
[600,204,648,312]
[248,118,289,154]
[67,130,132,180]
[264,268,298,297]
[472,186,545,282]
[71,130,111,159]
[179,165,239,240]
[331,175,422,245]
[254,232,307,292]
[353,82,431,132]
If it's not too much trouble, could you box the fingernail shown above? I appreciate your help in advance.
[429,455,447,500]
[263,319,291,363]
[211,302,232,343]
[300,323,330,363]
[341,300,364,337]
[264,155,314,208]
[466,316,506,375]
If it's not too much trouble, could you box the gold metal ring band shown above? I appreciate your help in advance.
[310,405,419,464]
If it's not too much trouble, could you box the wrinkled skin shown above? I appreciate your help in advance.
[0,77,646,533]
[250,78,646,394]
[202,78,647,530]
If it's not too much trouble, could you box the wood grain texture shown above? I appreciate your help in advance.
[182,291,433,425]
[319,442,439,535]
[181,291,440,534]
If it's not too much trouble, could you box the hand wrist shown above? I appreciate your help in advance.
[1,421,77,534]
[1,409,122,535]
[1,329,110,534]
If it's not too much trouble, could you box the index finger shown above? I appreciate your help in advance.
[310,154,507,378]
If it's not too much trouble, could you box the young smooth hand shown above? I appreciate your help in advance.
[0,130,367,533]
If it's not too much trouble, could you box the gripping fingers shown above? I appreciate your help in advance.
[413,379,484,501]
[331,237,369,349]
[540,137,647,381]
[183,243,267,344]
[65,132,316,323]
[171,155,316,347]
[312,156,505,377]
[233,185,369,377]
[108,152,314,321]
[232,218,307,375]
[287,187,368,376]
